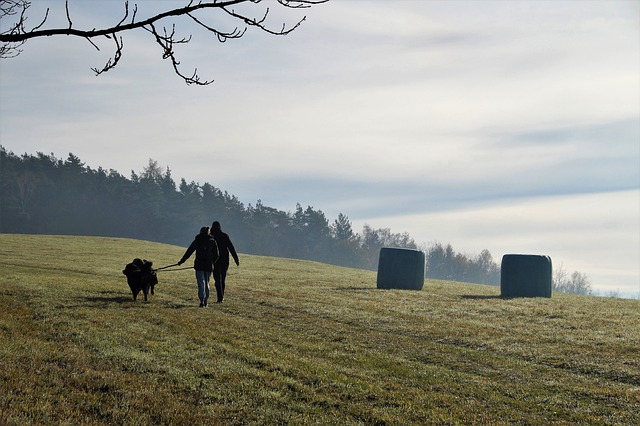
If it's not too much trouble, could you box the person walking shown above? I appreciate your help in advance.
[210,221,239,303]
[178,226,219,307]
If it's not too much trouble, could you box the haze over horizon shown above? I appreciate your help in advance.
[1,1,638,296]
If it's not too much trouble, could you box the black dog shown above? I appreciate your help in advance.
[122,258,158,301]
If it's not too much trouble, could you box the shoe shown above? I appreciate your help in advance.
[199,302,204,307]
[203,300,208,307]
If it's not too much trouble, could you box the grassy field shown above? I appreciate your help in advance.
[0,234,638,425]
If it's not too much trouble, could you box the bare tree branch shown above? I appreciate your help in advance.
[0,0,328,85]
[0,0,42,57]
[223,5,306,36]
[116,1,130,28]
[187,12,246,43]
[84,35,100,52]
[65,1,71,29]
[90,33,123,77]
[144,22,209,85]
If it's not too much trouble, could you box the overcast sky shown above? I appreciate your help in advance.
[1,0,638,296]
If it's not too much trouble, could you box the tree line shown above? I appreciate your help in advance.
[1,146,591,292]
[0,149,422,269]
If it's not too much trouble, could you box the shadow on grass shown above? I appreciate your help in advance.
[75,291,193,309]
[333,286,375,291]
[461,295,516,300]
[87,295,134,303]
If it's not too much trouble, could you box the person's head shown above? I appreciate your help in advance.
[200,226,210,235]
[211,221,221,232]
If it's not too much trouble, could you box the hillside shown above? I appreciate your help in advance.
[0,234,638,425]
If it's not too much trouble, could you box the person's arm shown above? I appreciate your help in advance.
[228,236,239,266]
[211,239,219,265]
[178,240,196,265]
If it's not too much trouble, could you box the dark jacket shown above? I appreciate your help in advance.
[180,233,219,272]
[211,229,239,266]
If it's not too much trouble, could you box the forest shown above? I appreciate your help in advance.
[0,146,502,284]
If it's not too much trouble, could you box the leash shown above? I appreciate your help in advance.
[154,263,193,272]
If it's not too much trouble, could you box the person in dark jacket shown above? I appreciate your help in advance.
[178,226,219,307]
[210,221,239,303]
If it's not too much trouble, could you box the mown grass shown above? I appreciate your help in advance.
[0,233,638,425]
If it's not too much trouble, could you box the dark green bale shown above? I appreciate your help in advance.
[377,247,425,290]
[500,254,552,298]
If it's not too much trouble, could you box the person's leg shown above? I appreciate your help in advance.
[213,266,223,303]
[219,263,229,302]
[195,270,206,307]
[203,271,211,306]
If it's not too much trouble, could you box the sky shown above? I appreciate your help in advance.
[1,0,639,297]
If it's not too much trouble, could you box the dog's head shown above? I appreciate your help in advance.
[122,262,140,277]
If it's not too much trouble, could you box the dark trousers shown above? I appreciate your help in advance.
[213,261,229,302]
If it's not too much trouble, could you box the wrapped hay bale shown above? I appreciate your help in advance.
[377,247,425,290]
[500,254,552,298]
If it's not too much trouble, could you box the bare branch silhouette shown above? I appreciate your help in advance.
[0,0,328,85]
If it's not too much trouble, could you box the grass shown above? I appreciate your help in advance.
[0,233,638,425]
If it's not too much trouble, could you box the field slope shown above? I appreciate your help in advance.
[0,234,638,425]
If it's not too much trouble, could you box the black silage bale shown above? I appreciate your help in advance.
[500,254,552,298]
[377,247,426,290]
